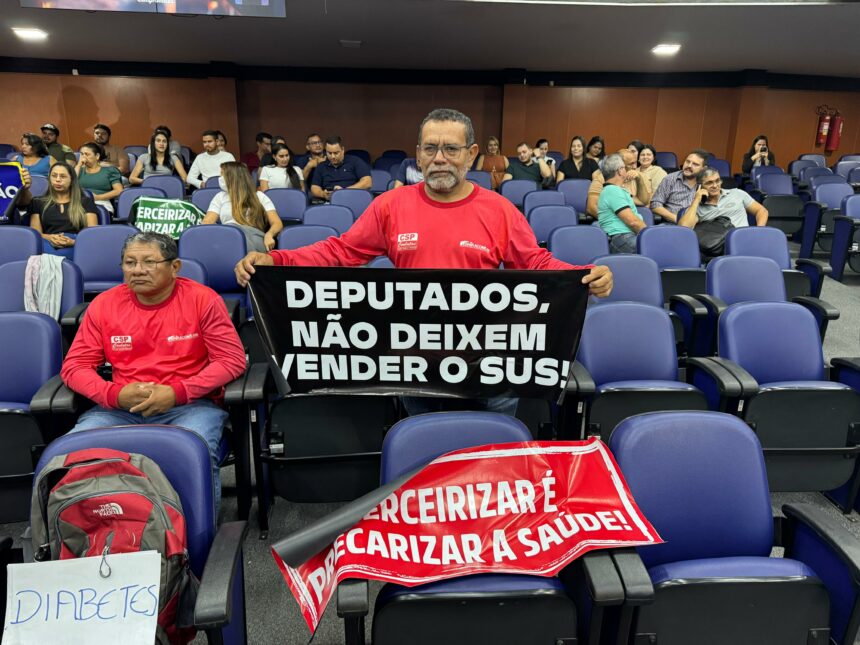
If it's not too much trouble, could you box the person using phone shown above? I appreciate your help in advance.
[742,135,775,174]
[681,167,768,232]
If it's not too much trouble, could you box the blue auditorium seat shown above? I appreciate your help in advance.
[830,194,860,281]
[192,187,221,213]
[0,312,63,522]
[303,204,354,235]
[370,170,392,194]
[331,188,373,219]
[0,226,41,264]
[609,410,860,645]
[465,170,492,190]
[547,225,608,265]
[141,175,185,200]
[73,224,139,296]
[115,186,167,222]
[800,182,854,257]
[277,224,338,250]
[528,204,577,244]
[556,179,591,216]
[33,425,248,643]
[565,303,706,441]
[686,302,860,511]
[264,187,307,223]
[522,189,565,217]
[499,179,539,208]
[178,224,248,310]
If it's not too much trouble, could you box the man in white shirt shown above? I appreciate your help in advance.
[186,130,235,189]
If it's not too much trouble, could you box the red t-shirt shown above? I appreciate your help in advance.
[241,151,262,171]
[270,182,590,271]
[61,278,247,409]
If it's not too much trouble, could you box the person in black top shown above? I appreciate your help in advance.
[25,161,98,256]
[741,135,776,175]
[556,135,599,183]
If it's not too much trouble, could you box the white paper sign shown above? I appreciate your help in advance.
[3,550,161,645]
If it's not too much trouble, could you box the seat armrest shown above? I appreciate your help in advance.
[692,293,728,318]
[685,356,759,399]
[580,550,626,606]
[243,362,273,402]
[668,294,708,318]
[337,579,369,618]
[194,520,248,630]
[834,214,860,227]
[60,302,89,329]
[795,257,832,277]
[832,358,860,372]
[564,360,596,396]
[792,296,840,321]
[610,548,654,606]
[223,371,247,407]
[29,374,66,414]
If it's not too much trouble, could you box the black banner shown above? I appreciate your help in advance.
[248,266,589,401]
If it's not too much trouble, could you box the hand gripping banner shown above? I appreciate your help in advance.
[272,438,662,633]
[248,266,589,401]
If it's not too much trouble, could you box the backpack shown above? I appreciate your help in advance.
[30,447,198,644]
[695,215,734,259]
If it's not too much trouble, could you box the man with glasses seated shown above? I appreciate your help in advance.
[61,232,246,512]
[235,108,614,417]
[309,135,373,203]
[681,167,769,231]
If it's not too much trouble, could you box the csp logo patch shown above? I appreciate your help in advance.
[397,232,418,251]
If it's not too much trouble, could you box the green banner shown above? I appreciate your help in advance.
[129,197,203,239]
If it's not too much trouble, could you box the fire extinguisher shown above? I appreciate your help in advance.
[826,111,844,152]
[816,105,832,146]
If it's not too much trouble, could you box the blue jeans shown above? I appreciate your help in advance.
[401,396,519,418]
[609,232,637,254]
[69,399,228,515]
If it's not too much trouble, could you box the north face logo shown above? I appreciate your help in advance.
[93,502,124,517]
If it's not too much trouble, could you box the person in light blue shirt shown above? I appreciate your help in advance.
[597,153,647,254]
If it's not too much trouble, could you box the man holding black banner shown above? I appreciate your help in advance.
[235,108,612,415]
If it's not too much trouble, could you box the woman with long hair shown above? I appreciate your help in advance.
[259,144,304,191]
[474,136,510,191]
[75,141,123,213]
[202,161,282,252]
[585,135,606,162]
[556,135,599,182]
[28,161,98,256]
[14,133,57,176]
[742,134,775,174]
[129,130,188,185]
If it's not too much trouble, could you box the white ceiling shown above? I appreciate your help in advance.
[1,0,859,78]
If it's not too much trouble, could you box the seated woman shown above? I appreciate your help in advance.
[474,136,509,191]
[28,161,98,257]
[203,161,283,252]
[258,144,304,191]
[14,133,57,177]
[585,135,606,163]
[129,130,188,186]
[555,135,599,183]
[741,135,776,175]
[75,142,123,213]
[638,144,667,196]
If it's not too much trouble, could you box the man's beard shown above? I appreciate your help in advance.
[425,165,463,193]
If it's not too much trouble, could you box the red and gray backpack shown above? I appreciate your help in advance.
[30,447,198,644]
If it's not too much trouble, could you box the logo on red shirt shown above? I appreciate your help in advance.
[397,232,418,251]
[459,240,490,254]
[110,336,132,352]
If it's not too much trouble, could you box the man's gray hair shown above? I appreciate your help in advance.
[599,153,626,181]
[698,166,720,183]
[418,108,475,146]
[121,231,178,261]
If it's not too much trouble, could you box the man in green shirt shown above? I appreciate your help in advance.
[504,142,553,187]
[597,153,647,254]
[40,123,76,165]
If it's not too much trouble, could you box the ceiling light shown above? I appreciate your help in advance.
[12,28,48,41]
[651,43,681,57]
[339,40,362,48]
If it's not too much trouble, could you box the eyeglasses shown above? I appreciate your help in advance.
[121,258,174,271]
[419,144,470,160]
[307,140,323,146]
[702,179,723,187]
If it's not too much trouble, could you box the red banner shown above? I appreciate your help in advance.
[273,438,662,633]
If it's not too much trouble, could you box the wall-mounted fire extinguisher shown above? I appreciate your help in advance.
[826,111,844,152]
[816,105,832,146]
